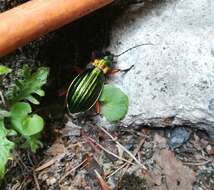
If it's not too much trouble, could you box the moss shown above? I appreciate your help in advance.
[118,174,148,190]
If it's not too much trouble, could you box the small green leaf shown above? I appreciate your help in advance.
[22,114,44,136]
[8,66,49,104]
[0,108,10,119]
[25,95,40,105]
[99,84,128,122]
[10,102,44,136]
[0,65,11,75]
[5,129,17,137]
[34,89,45,97]
[11,102,31,117]
[23,135,43,152]
[0,120,7,138]
[0,120,14,179]
[11,115,44,136]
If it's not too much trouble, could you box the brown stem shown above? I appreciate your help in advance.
[0,0,113,57]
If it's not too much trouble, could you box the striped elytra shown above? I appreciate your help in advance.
[66,67,104,114]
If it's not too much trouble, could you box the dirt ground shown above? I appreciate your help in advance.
[0,1,213,190]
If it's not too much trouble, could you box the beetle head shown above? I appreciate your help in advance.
[90,51,115,74]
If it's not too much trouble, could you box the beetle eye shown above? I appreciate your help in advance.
[103,55,114,68]
[103,51,114,59]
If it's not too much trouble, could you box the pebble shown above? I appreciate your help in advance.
[46,177,57,186]
[206,145,214,155]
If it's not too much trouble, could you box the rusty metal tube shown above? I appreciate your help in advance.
[0,0,113,57]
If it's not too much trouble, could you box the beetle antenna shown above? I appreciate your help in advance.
[114,43,154,57]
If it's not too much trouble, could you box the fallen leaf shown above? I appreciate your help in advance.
[47,141,67,156]
[150,134,196,190]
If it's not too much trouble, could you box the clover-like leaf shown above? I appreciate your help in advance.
[10,102,44,136]
[0,65,11,75]
[21,114,44,136]
[0,120,14,179]
[10,102,31,117]
[99,84,128,122]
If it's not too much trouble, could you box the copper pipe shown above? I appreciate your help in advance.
[0,0,113,57]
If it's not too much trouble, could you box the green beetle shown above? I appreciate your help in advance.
[66,44,152,114]
[66,54,113,114]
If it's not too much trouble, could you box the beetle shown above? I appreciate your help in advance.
[66,43,153,114]
[66,53,113,114]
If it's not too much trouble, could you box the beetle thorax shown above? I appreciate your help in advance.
[91,59,110,74]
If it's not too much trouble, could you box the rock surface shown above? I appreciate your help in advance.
[94,0,214,138]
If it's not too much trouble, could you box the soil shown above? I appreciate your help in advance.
[0,1,214,190]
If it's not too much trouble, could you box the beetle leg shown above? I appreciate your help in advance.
[107,68,120,75]
[107,65,135,76]
[58,88,67,96]
[120,64,135,73]
[95,101,100,113]
[72,65,82,74]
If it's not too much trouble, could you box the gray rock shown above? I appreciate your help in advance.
[93,0,214,138]
[167,127,191,149]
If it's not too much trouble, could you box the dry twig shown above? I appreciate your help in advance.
[84,135,135,166]
[35,154,65,172]
[59,158,88,183]
[13,151,30,172]
[183,160,212,166]
[107,135,146,179]
[0,91,5,105]
[106,163,126,179]
[97,126,146,169]
[33,171,41,190]
[122,136,146,173]
[95,170,112,190]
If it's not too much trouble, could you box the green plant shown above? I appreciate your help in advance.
[0,65,49,179]
[99,84,128,122]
